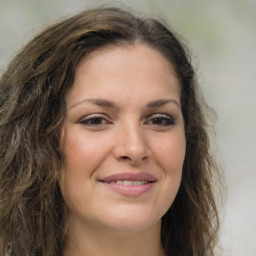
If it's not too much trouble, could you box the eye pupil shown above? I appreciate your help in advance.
[90,118,103,124]
[148,116,174,127]
[79,116,108,126]
[152,118,164,125]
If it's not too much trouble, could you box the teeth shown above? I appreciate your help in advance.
[124,180,133,186]
[132,180,145,185]
[109,180,148,185]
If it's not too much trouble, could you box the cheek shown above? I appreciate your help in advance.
[155,132,186,172]
[60,132,98,214]
[62,131,103,172]
[60,129,113,202]
[153,132,185,210]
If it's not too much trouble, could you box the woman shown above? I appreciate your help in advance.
[0,6,223,256]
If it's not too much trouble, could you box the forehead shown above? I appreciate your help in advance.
[77,43,176,75]
[66,44,181,106]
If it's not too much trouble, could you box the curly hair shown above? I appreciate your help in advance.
[0,6,223,256]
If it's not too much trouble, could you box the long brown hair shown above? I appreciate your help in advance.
[0,6,223,256]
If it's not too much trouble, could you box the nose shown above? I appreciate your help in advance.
[112,123,150,165]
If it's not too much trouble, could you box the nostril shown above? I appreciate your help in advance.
[121,156,130,160]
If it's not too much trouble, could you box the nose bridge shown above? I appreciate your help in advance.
[113,118,149,163]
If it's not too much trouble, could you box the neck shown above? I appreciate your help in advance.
[62,219,165,256]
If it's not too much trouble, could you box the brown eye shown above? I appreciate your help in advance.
[145,114,175,126]
[79,114,110,126]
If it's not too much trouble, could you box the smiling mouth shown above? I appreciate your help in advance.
[99,172,157,196]
[99,172,157,184]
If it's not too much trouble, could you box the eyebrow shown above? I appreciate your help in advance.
[146,99,181,108]
[70,98,119,109]
[70,98,180,109]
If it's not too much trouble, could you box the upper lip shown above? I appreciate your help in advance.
[99,172,157,183]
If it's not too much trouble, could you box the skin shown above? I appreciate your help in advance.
[60,44,186,256]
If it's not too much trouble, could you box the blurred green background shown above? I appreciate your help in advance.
[1,0,256,255]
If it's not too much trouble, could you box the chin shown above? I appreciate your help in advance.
[97,206,163,234]
[103,219,161,234]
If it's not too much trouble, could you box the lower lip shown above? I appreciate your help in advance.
[101,182,155,196]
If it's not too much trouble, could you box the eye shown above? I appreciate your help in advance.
[145,114,175,127]
[78,114,110,126]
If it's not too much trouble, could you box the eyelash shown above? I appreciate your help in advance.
[78,114,110,126]
[145,114,176,127]
[78,113,176,127]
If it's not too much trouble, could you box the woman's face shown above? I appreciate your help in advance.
[60,44,186,234]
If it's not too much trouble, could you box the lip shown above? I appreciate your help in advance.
[99,172,157,196]
[99,172,157,183]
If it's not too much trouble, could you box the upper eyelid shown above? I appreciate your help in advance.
[78,113,174,120]
[79,113,108,120]
[144,113,174,119]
